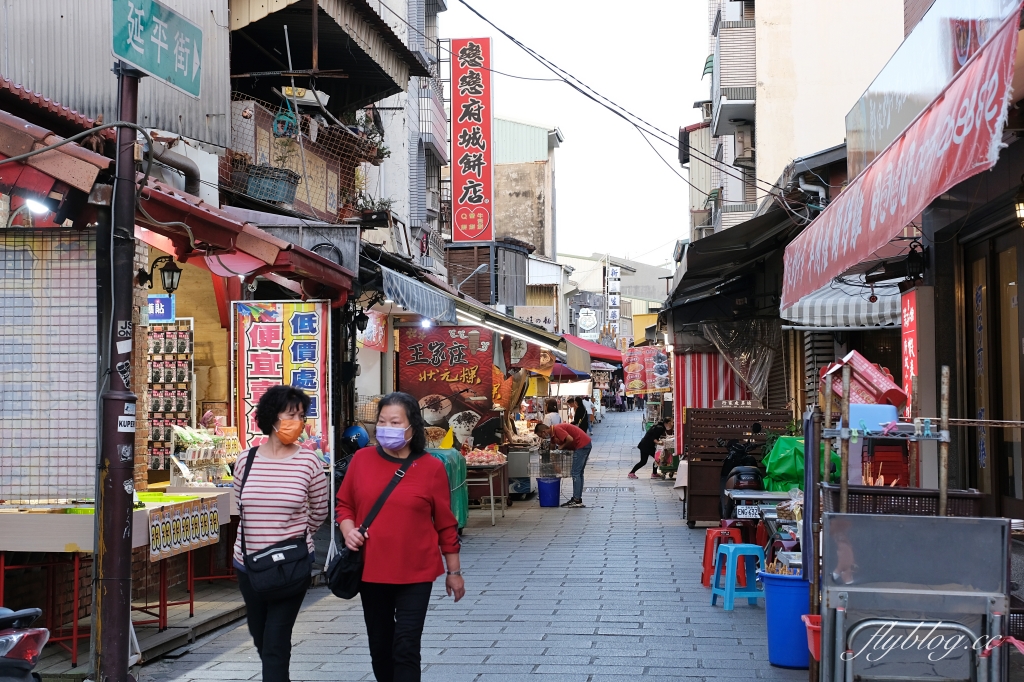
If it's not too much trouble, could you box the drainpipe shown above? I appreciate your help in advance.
[798,174,827,206]
[152,142,201,197]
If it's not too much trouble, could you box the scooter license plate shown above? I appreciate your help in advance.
[734,505,760,519]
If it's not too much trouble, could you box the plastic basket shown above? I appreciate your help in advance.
[801,614,821,662]
[821,483,982,517]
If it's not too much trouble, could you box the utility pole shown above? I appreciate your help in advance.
[94,61,141,682]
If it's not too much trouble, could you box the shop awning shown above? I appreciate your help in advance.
[781,9,1022,309]
[136,179,354,302]
[550,363,590,381]
[781,276,901,329]
[381,266,458,324]
[562,334,622,364]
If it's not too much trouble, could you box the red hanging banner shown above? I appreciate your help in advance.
[781,7,1021,309]
[451,38,494,243]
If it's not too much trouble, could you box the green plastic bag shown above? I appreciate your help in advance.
[761,436,841,492]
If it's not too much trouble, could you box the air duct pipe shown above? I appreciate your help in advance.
[152,142,201,197]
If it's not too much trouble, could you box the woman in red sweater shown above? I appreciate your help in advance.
[336,392,464,682]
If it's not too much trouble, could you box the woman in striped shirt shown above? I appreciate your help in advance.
[233,385,329,682]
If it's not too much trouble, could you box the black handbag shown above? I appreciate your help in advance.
[326,450,418,599]
[238,447,314,599]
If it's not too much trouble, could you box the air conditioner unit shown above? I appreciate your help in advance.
[734,125,755,169]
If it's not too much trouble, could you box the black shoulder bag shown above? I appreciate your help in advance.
[326,450,418,599]
[238,446,315,599]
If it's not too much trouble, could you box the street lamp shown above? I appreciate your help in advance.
[6,198,50,227]
[137,255,184,294]
[456,261,487,290]
[1015,175,1024,227]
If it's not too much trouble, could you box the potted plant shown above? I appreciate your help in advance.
[245,138,302,204]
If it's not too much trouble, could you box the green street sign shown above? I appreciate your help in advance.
[112,0,203,99]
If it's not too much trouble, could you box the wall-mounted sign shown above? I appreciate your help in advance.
[608,266,621,279]
[451,38,494,243]
[713,399,760,408]
[513,306,556,333]
[577,308,598,331]
[233,301,331,463]
[148,294,176,323]
[608,280,621,293]
[608,294,620,308]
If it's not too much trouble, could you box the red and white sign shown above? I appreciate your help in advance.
[901,290,918,418]
[451,38,494,243]
[781,6,1021,309]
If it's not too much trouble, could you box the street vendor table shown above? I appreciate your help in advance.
[466,463,507,526]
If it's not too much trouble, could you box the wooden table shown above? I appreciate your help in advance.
[465,463,507,526]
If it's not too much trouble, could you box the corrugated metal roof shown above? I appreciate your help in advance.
[494,118,551,164]
[1,0,231,148]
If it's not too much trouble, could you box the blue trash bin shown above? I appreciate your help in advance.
[758,571,810,669]
[537,478,560,507]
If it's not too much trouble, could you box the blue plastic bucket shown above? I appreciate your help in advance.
[537,477,560,507]
[758,571,810,669]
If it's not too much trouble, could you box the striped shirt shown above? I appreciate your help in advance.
[232,448,329,567]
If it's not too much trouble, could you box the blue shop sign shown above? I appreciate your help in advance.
[148,294,176,323]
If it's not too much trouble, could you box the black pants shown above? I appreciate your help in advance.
[630,446,658,475]
[361,581,433,682]
[237,568,308,682]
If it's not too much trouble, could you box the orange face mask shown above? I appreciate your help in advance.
[275,419,304,445]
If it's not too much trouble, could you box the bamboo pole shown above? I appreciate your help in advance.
[938,366,950,516]
[840,366,851,513]
[909,375,919,488]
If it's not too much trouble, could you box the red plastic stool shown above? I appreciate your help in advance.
[721,518,757,544]
[701,528,746,587]
[755,520,769,548]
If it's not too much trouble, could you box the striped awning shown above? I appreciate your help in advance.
[381,267,458,324]
[781,276,900,329]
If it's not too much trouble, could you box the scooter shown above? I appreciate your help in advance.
[0,607,49,682]
[718,439,765,519]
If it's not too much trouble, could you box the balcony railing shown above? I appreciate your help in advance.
[419,80,448,164]
[711,18,756,137]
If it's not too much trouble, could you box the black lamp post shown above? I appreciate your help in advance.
[137,256,183,294]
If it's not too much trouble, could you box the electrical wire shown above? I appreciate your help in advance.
[453,0,787,198]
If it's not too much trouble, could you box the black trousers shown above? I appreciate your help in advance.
[361,581,433,682]
[237,568,308,682]
[630,445,658,475]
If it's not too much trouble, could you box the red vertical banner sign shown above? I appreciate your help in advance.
[901,290,918,418]
[233,301,331,463]
[451,38,494,242]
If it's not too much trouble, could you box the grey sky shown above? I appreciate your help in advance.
[440,0,708,267]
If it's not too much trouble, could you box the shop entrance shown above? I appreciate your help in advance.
[966,230,1024,518]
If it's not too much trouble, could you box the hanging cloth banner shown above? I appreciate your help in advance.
[700,319,780,402]
[781,5,1022,309]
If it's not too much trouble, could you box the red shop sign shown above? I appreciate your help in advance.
[451,38,494,243]
[781,6,1022,309]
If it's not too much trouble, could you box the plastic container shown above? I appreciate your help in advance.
[537,477,560,507]
[758,571,810,669]
[801,614,821,662]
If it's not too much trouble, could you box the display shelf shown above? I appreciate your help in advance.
[147,319,196,472]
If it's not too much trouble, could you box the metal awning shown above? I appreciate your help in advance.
[781,276,901,329]
[381,266,458,324]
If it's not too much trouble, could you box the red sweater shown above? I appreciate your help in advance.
[336,446,460,584]
[551,423,591,450]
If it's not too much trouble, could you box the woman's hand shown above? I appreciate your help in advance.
[446,573,465,602]
[344,526,365,551]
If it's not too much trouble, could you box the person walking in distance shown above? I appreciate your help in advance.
[581,395,596,433]
[233,386,328,682]
[628,417,674,480]
[568,396,590,433]
[534,421,593,508]
[336,392,464,682]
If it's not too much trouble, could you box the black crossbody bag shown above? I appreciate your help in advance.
[238,447,314,599]
[326,449,418,599]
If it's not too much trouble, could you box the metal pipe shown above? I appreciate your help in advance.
[833,603,846,682]
[843,618,981,682]
[152,142,201,196]
[939,365,950,516]
[808,406,823,682]
[94,62,140,682]
[824,374,833,479]
[781,325,900,332]
[312,0,319,72]
[283,25,313,244]
[840,366,851,513]
[909,375,919,488]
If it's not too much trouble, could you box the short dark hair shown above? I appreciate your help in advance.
[545,399,558,413]
[256,385,311,435]
[376,392,427,453]
[534,423,550,436]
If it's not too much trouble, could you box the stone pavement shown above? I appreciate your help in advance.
[140,410,803,682]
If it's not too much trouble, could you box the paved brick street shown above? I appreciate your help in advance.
[140,410,801,682]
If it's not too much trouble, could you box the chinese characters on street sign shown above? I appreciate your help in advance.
[112,0,204,98]
[147,294,175,323]
[451,38,494,242]
[233,302,331,462]
[901,290,917,419]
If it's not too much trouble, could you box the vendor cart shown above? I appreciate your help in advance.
[656,442,678,480]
